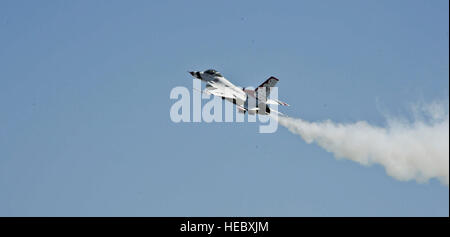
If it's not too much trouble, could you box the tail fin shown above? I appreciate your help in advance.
[254,76,289,107]
[256,76,279,94]
[255,76,279,101]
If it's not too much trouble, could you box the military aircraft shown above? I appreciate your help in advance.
[189,69,289,115]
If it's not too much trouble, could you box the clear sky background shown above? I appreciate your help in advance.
[0,0,448,216]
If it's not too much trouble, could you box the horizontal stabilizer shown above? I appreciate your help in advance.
[266,99,290,106]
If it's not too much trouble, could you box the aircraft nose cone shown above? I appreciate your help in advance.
[189,71,195,76]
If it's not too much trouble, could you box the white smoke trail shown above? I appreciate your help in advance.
[276,101,449,186]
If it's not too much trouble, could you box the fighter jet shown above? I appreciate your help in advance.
[189,69,289,115]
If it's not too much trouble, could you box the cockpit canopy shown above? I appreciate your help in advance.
[204,69,223,77]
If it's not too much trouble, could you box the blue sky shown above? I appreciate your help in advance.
[0,0,448,216]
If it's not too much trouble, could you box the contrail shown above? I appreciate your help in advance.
[275,101,449,186]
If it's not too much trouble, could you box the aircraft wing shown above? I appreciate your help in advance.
[205,88,235,99]
[205,83,244,101]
